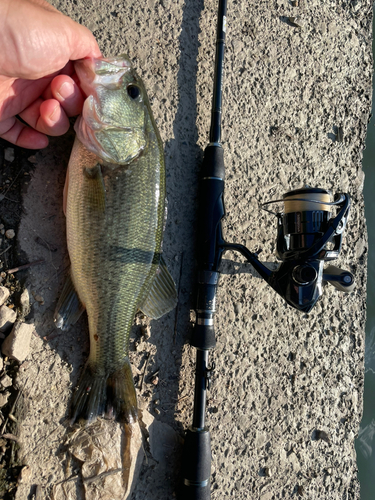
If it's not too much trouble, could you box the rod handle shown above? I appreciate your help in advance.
[180,428,211,500]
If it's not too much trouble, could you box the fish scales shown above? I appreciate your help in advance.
[67,135,164,370]
[55,55,177,424]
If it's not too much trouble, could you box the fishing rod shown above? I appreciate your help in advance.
[179,1,227,498]
[179,0,354,498]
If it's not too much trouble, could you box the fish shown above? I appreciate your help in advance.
[54,55,177,425]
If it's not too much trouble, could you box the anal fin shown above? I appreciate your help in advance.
[139,256,177,320]
[54,272,85,330]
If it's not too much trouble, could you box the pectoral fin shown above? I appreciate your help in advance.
[84,163,106,212]
[54,272,85,330]
[139,256,177,319]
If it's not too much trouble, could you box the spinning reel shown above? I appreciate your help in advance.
[225,187,354,313]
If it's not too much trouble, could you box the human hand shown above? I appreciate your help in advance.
[0,0,101,149]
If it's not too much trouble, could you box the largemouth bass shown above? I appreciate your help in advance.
[55,55,177,424]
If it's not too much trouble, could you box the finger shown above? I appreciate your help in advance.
[66,21,102,61]
[0,76,54,123]
[19,98,70,136]
[51,75,84,117]
[38,99,70,136]
[0,116,49,149]
[29,0,60,14]
[42,62,75,100]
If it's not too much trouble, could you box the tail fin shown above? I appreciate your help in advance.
[70,358,138,425]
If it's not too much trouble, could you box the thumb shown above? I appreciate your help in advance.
[0,0,101,80]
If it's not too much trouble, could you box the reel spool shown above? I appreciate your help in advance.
[260,187,354,312]
[280,188,333,253]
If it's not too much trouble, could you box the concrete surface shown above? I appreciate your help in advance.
[0,0,372,498]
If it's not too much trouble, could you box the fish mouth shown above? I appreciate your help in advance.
[75,55,133,96]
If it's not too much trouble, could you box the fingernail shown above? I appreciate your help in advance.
[57,81,74,100]
[49,105,60,123]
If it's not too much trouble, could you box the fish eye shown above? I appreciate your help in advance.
[127,84,141,100]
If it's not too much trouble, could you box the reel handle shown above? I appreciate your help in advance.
[180,428,211,500]
[323,264,355,292]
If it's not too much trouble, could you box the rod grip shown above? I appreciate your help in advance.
[198,146,225,270]
[201,144,225,179]
[180,428,211,500]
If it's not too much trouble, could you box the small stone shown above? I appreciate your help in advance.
[0,392,9,408]
[141,325,151,339]
[234,302,242,316]
[5,229,15,240]
[19,360,30,372]
[288,16,303,29]
[2,322,34,362]
[18,465,32,484]
[0,374,12,389]
[27,155,37,164]
[19,288,31,318]
[0,287,10,307]
[312,429,330,443]
[4,148,15,162]
[288,452,301,472]
[135,341,142,352]
[34,294,44,305]
[259,467,271,477]
[260,492,273,500]
[255,431,267,448]
[0,305,17,332]
[151,375,159,386]
[154,408,161,415]
[355,238,366,259]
